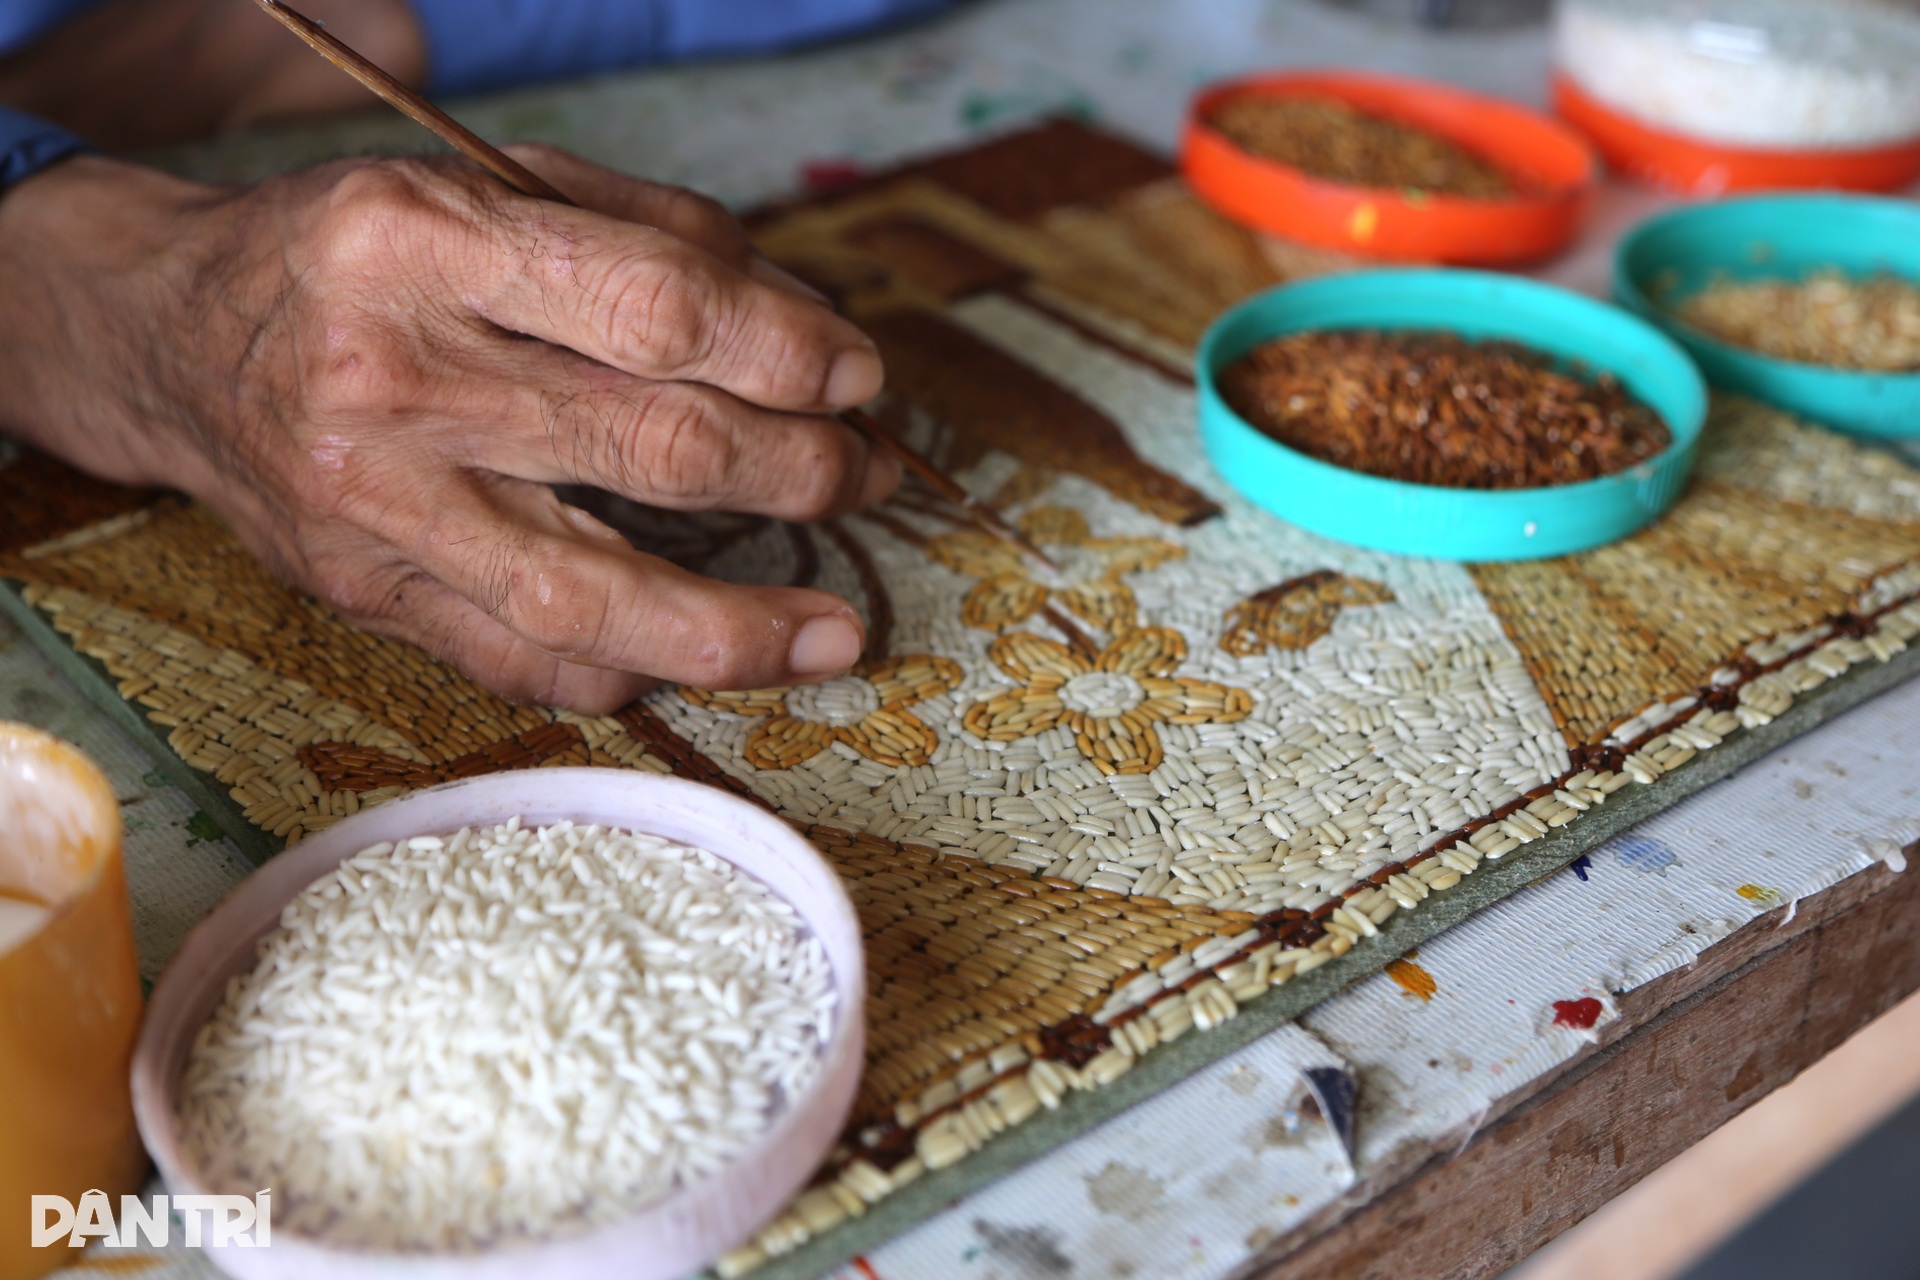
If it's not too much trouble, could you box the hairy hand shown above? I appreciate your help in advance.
[0,148,897,712]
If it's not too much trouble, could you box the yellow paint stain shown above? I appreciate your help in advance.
[1348,202,1379,244]
[1386,957,1437,1001]
[1736,883,1784,904]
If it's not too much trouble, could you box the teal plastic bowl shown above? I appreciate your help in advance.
[1615,195,1920,441]
[1197,271,1708,562]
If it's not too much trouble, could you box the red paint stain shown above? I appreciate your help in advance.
[802,159,867,192]
[851,1257,884,1280]
[1553,997,1603,1030]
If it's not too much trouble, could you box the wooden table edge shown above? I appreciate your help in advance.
[1236,849,1920,1280]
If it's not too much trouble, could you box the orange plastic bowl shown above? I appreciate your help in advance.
[1182,71,1599,266]
[1553,73,1920,196]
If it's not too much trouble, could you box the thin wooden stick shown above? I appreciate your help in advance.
[252,0,574,204]
[840,409,1057,570]
[253,0,1056,573]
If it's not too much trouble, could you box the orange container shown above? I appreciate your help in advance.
[1553,72,1920,196]
[0,725,145,1280]
[1181,70,1598,266]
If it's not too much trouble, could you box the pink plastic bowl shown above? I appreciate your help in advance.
[131,768,865,1280]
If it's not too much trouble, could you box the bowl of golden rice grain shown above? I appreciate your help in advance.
[1617,193,1920,440]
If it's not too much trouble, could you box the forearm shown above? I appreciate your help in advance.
[0,0,424,151]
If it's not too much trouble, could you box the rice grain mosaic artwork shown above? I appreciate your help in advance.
[5,121,1920,1275]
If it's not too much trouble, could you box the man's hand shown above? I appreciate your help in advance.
[0,146,898,713]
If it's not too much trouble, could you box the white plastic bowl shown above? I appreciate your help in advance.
[131,769,865,1280]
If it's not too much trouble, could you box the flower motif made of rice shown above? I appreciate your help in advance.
[927,505,1185,635]
[963,628,1253,775]
[1219,570,1396,657]
[685,655,963,771]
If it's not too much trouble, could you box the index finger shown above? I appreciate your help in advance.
[457,196,883,413]
[501,144,753,266]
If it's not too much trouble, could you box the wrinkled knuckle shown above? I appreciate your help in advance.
[611,262,720,374]
[318,163,435,269]
[743,310,836,405]
[679,614,765,690]
[512,561,609,660]
[631,393,728,498]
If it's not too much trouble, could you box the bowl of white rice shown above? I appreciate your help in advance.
[131,769,864,1280]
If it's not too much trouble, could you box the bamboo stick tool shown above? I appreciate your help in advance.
[836,407,1057,568]
[251,0,1058,572]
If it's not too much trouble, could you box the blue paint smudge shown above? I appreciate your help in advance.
[1569,855,1592,882]
[1302,1066,1359,1162]
[1615,835,1680,876]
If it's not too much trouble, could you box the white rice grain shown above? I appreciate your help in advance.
[176,820,835,1253]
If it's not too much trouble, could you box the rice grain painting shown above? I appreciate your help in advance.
[5,120,1919,1278]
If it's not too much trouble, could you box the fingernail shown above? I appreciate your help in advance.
[790,613,863,676]
[749,255,831,305]
[826,340,884,408]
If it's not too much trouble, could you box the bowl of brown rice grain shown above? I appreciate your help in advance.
[1198,269,1707,561]
[131,768,864,1280]
[1182,70,1597,264]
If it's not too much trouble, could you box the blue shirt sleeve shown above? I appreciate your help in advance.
[411,0,957,97]
[0,106,87,193]
[0,0,103,55]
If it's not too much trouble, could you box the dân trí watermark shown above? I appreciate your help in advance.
[31,1190,271,1249]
